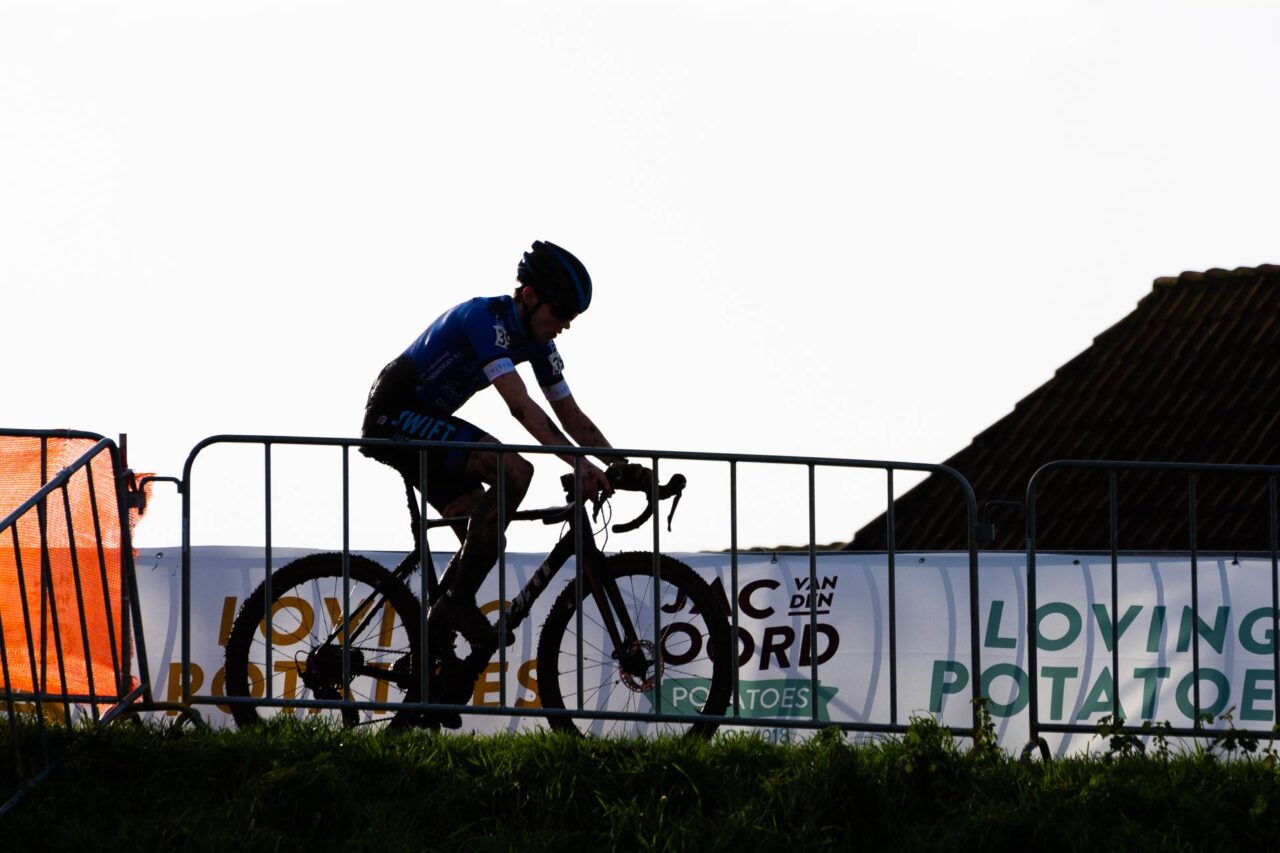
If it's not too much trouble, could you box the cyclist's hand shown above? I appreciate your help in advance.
[580,464,614,503]
[606,462,651,492]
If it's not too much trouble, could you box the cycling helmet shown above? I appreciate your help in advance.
[517,241,592,317]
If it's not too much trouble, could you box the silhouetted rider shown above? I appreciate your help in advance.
[360,240,629,724]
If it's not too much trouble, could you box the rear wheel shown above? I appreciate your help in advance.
[223,553,422,729]
[535,552,732,738]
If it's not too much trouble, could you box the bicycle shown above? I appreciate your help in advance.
[222,462,734,737]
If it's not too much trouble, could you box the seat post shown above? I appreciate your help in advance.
[403,477,440,602]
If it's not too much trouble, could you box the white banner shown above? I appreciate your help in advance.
[134,547,1280,755]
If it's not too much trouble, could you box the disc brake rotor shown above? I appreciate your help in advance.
[617,639,660,692]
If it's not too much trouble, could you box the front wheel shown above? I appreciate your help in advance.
[535,552,733,738]
[223,553,423,729]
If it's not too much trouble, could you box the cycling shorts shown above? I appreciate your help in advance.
[359,356,486,509]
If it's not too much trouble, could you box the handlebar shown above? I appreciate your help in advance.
[558,464,687,533]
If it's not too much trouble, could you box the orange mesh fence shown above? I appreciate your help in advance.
[1,435,148,703]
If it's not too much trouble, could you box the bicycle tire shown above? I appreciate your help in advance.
[223,553,422,729]
[535,552,733,738]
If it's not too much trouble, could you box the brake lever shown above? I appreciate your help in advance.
[611,473,686,534]
[665,490,683,532]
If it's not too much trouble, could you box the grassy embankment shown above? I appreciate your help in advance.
[3,713,1280,851]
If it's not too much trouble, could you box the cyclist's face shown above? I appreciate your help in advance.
[519,285,577,342]
[530,302,574,342]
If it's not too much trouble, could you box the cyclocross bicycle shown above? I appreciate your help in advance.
[222,464,733,737]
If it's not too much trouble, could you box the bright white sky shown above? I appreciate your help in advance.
[4,1,1278,555]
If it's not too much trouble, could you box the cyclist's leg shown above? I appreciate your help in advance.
[361,393,499,623]
[359,378,532,717]
[359,362,499,545]
[431,488,478,545]
[360,377,528,614]
[422,438,532,715]
[437,435,533,604]
[430,437,531,659]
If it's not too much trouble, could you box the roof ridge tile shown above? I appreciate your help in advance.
[1153,263,1279,291]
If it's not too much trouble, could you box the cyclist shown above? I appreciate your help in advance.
[360,240,629,725]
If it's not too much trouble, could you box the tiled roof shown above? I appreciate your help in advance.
[848,265,1280,552]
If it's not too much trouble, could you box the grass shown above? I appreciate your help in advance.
[3,713,1280,851]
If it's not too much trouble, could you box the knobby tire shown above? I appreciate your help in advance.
[223,553,422,729]
[535,552,733,738]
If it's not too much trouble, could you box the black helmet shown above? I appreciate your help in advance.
[517,241,592,317]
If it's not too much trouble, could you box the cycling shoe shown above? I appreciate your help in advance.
[421,663,477,730]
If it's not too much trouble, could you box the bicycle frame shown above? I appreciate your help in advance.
[494,502,647,661]
[319,486,646,704]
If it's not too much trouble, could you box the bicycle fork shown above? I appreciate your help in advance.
[510,527,653,680]
[573,556,656,687]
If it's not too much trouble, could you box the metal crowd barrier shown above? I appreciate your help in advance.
[1023,459,1280,757]
[0,429,158,815]
[176,434,986,739]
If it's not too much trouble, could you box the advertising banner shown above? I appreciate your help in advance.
[135,547,1280,755]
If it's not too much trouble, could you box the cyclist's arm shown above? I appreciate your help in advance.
[549,394,628,466]
[489,371,592,468]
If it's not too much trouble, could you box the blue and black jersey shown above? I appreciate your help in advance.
[401,295,570,414]
[359,294,572,505]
